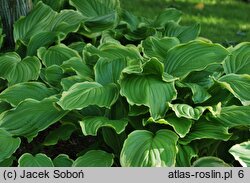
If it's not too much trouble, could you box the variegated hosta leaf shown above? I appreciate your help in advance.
[0,97,67,140]
[229,141,250,167]
[14,2,56,44]
[169,103,207,120]
[212,105,250,128]
[153,8,182,27]
[94,58,127,85]
[176,144,197,167]
[27,31,65,56]
[26,10,83,55]
[84,42,141,60]
[0,129,21,163]
[14,2,83,44]
[223,42,250,74]
[44,65,64,86]
[216,74,250,106]
[179,117,231,145]
[0,82,56,106]
[57,82,119,110]
[18,153,54,167]
[192,156,230,167]
[37,0,67,11]
[141,36,180,61]
[164,22,200,43]
[60,75,89,91]
[79,116,128,136]
[120,59,177,120]
[120,75,176,120]
[70,0,120,36]
[53,154,74,167]
[61,57,94,79]
[0,53,41,85]
[73,150,114,167]
[120,130,179,167]
[143,116,192,138]
[164,41,229,78]
[38,44,80,67]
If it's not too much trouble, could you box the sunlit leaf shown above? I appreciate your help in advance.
[216,74,250,106]
[141,36,180,61]
[229,141,250,167]
[164,22,200,43]
[0,82,56,106]
[58,82,119,110]
[164,41,229,78]
[70,0,120,36]
[154,8,182,27]
[120,129,178,167]
[223,42,250,74]
[79,116,128,136]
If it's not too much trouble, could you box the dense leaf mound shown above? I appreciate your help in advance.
[0,0,249,167]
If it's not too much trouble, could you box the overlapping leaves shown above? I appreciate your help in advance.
[0,0,249,167]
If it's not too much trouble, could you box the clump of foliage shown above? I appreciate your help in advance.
[0,0,249,167]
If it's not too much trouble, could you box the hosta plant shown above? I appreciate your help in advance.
[0,0,249,167]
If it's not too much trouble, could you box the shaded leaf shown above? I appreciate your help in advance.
[43,123,76,146]
[192,156,230,167]
[0,97,67,140]
[94,58,127,85]
[18,153,54,167]
[73,150,114,167]
[180,117,231,145]
[212,105,250,128]
[154,8,182,27]
[0,129,21,163]
[53,154,73,167]
[176,144,197,167]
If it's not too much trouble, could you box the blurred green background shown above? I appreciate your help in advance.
[120,0,250,45]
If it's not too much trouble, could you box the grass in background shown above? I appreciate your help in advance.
[120,0,250,45]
